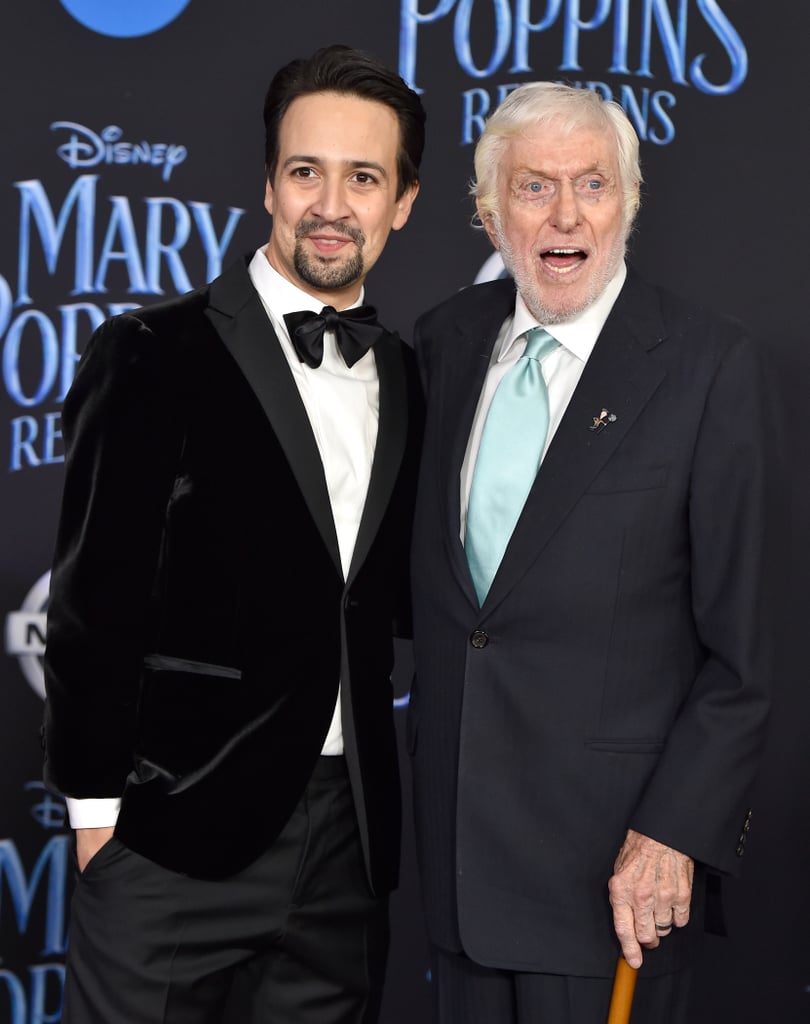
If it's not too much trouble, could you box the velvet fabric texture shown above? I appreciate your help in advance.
[44,256,422,886]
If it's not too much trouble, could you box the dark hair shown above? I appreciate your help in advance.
[263,44,425,199]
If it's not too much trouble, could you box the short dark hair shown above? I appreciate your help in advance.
[264,44,426,199]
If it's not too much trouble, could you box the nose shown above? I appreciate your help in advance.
[311,175,351,223]
[548,180,582,232]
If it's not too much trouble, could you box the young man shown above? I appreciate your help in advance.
[44,44,424,1024]
[409,82,769,1023]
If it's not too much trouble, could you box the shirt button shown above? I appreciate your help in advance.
[470,630,489,649]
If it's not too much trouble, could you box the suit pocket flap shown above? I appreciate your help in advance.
[585,738,664,754]
[142,653,242,679]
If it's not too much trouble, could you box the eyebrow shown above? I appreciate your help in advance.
[282,155,390,180]
[513,163,609,179]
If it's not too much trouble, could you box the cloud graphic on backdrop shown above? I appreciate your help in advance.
[59,0,192,38]
[474,251,508,284]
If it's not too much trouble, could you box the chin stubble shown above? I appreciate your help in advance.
[494,217,627,325]
[293,219,366,292]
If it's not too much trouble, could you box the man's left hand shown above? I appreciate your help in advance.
[608,829,694,969]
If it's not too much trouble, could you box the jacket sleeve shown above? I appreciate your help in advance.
[43,313,183,799]
[628,329,772,875]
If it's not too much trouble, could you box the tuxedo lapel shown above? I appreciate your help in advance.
[204,259,342,575]
[483,272,668,611]
[346,333,406,584]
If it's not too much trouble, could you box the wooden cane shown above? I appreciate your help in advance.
[606,958,638,1024]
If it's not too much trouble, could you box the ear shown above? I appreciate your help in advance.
[264,175,275,217]
[392,181,419,231]
[479,206,500,250]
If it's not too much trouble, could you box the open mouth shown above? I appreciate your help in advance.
[540,248,586,274]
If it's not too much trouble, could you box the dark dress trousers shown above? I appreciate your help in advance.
[43,255,422,891]
[409,270,770,980]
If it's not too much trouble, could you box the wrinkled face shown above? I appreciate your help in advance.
[264,91,417,308]
[482,120,630,324]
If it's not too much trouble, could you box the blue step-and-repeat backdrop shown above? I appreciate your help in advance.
[1,1,808,1021]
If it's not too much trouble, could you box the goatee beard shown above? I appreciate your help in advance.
[293,220,366,293]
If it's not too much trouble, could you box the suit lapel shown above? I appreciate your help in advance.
[204,258,342,575]
[346,333,407,584]
[483,271,668,611]
[441,285,517,605]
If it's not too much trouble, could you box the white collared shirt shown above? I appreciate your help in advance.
[248,247,379,757]
[460,263,627,540]
[67,247,377,828]
[248,248,379,584]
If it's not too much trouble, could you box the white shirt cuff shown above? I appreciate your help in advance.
[65,796,121,829]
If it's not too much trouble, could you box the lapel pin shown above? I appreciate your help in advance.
[588,409,617,433]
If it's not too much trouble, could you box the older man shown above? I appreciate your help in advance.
[409,82,769,1022]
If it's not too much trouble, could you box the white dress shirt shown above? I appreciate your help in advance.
[460,263,626,539]
[248,247,379,754]
[67,246,378,828]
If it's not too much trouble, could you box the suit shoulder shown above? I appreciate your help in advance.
[81,284,214,367]
[416,277,516,331]
[624,270,756,365]
[662,287,745,336]
[109,284,210,342]
[628,270,747,338]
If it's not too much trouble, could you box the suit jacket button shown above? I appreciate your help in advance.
[470,630,489,649]
[736,844,745,857]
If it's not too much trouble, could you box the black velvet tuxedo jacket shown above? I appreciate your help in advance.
[43,256,421,886]
[409,270,770,978]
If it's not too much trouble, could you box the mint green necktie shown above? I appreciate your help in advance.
[466,328,559,605]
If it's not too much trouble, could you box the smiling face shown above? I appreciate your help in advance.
[482,120,630,324]
[264,91,418,308]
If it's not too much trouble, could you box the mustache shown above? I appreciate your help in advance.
[295,220,365,246]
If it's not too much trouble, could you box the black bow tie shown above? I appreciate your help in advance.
[283,305,385,369]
